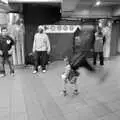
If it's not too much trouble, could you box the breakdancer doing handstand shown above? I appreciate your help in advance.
[61,51,96,96]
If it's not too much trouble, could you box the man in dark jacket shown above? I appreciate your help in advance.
[71,28,95,72]
[93,27,106,66]
[0,27,15,77]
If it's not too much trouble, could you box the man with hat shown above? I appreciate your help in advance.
[32,25,51,73]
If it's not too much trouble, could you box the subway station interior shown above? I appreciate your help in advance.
[0,0,120,120]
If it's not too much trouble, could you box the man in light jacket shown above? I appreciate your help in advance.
[32,25,51,73]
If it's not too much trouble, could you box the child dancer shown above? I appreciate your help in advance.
[61,52,96,96]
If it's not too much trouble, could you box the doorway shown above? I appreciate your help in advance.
[23,3,61,62]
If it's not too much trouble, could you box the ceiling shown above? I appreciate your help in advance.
[62,0,120,18]
[8,0,120,18]
[62,0,120,11]
[9,0,62,3]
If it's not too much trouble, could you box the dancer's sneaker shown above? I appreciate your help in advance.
[42,70,46,73]
[63,90,67,96]
[33,70,37,74]
[73,89,79,95]
[0,74,5,78]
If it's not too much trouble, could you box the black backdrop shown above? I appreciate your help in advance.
[23,3,61,62]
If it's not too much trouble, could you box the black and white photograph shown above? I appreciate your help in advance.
[0,0,120,120]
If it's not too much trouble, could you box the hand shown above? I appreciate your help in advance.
[0,50,3,55]
[8,50,13,55]
[47,51,50,54]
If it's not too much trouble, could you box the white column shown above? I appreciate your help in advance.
[103,26,112,58]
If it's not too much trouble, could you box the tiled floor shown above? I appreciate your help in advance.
[1,57,120,120]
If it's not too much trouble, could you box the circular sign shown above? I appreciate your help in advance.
[57,25,62,31]
[63,25,68,31]
[69,25,74,31]
[50,25,56,31]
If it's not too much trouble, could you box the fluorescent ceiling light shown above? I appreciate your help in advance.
[95,0,101,6]
[1,0,8,4]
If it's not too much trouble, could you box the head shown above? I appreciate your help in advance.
[1,27,8,37]
[38,25,44,33]
[64,56,70,65]
[96,26,103,35]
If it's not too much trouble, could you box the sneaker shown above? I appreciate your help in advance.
[33,70,37,74]
[73,90,79,95]
[42,70,46,73]
[63,90,67,96]
[10,70,15,76]
[0,74,5,77]
[10,73,15,76]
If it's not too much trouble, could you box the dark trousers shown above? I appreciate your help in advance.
[80,59,95,72]
[34,51,47,71]
[93,52,104,65]
[73,58,95,72]
[70,55,95,72]
[0,56,14,74]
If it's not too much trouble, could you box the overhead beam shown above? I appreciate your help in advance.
[8,0,62,3]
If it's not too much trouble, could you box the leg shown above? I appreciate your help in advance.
[72,77,79,95]
[61,73,68,96]
[33,51,39,72]
[41,51,47,72]
[82,59,95,72]
[63,79,68,96]
[93,52,97,65]
[6,56,14,74]
[0,56,6,75]
[46,53,49,65]
[99,52,104,65]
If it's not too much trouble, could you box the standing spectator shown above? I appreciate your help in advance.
[93,27,106,66]
[0,27,15,77]
[32,25,51,73]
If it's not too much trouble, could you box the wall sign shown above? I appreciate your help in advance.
[44,25,81,33]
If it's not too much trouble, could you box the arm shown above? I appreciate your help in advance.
[0,48,2,55]
[91,32,95,50]
[103,36,106,45]
[32,34,36,53]
[8,46,14,54]
[0,49,2,55]
[46,34,51,54]
[0,36,3,55]
[72,35,76,54]
[8,36,15,55]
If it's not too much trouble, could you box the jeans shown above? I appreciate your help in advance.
[34,51,48,71]
[0,56,14,74]
[93,52,104,65]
